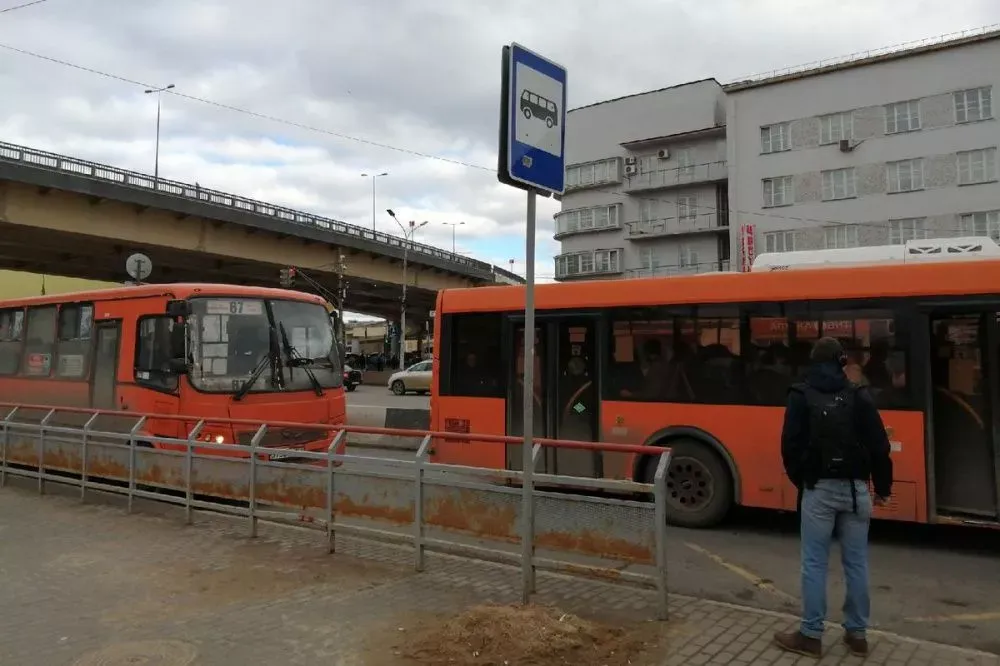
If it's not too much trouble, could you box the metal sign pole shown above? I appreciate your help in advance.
[521,188,537,602]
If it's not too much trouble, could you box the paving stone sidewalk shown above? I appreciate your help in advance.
[0,485,996,665]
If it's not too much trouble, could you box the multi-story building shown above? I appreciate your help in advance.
[725,29,1000,261]
[555,79,731,280]
[555,28,1000,279]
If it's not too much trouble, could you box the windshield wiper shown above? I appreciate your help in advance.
[278,323,324,397]
[234,328,282,401]
[233,351,272,401]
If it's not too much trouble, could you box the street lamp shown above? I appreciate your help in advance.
[143,83,174,181]
[387,209,428,370]
[361,171,389,232]
[441,221,466,254]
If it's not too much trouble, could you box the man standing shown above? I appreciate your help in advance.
[774,336,893,659]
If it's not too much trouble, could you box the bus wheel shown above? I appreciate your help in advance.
[649,438,732,528]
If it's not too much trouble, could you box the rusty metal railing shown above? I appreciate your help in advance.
[0,402,672,619]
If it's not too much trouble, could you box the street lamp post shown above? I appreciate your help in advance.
[143,83,175,182]
[387,209,428,370]
[441,221,466,254]
[361,172,389,232]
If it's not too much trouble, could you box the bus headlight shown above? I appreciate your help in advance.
[214,434,225,444]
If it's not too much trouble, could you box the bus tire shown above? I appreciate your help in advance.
[645,438,733,529]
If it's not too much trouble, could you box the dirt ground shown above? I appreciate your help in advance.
[369,604,671,666]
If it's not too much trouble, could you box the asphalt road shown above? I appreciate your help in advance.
[346,383,429,409]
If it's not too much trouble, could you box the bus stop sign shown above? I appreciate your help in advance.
[497,43,568,196]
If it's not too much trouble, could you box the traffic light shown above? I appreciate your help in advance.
[279,266,297,288]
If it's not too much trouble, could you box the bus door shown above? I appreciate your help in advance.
[928,312,1000,521]
[90,321,121,411]
[506,315,601,478]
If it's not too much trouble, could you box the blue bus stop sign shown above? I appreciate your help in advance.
[498,43,567,196]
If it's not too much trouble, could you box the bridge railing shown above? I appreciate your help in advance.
[0,402,671,618]
[0,141,525,284]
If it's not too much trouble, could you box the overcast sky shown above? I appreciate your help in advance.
[1,0,998,302]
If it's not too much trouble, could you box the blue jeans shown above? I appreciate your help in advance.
[799,479,872,639]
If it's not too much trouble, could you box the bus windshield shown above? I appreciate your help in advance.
[187,297,341,394]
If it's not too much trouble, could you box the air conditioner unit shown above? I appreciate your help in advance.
[624,165,638,176]
[839,139,853,152]
[624,156,637,165]
[657,148,670,159]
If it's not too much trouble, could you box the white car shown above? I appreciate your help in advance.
[387,360,433,395]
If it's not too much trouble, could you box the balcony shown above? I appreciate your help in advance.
[554,248,624,280]
[625,213,729,240]
[625,260,731,278]
[624,161,727,193]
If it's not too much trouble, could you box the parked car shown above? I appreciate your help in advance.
[342,364,362,392]
[387,359,432,395]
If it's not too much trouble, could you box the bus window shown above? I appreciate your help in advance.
[442,313,503,397]
[189,298,271,392]
[747,316,792,405]
[607,310,678,402]
[685,310,743,405]
[791,309,909,408]
[270,299,342,391]
[21,306,57,377]
[135,316,181,391]
[55,304,93,379]
[0,309,24,376]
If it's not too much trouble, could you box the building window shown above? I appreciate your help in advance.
[676,148,694,176]
[957,148,997,185]
[822,168,857,201]
[888,218,928,245]
[760,123,790,154]
[820,112,853,145]
[555,204,620,236]
[960,210,1000,240]
[565,158,620,190]
[678,244,700,268]
[885,100,921,134]
[762,176,793,207]
[677,195,697,220]
[886,158,924,193]
[555,249,622,278]
[954,87,993,124]
[824,225,860,249]
[764,230,795,253]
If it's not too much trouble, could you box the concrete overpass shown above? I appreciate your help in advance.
[0,141,522,321]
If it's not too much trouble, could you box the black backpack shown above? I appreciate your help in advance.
[792,382,867,481]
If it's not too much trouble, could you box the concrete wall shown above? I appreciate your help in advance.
[726,36,1000,255]
[557,80,729,279]
[0,270,116,299]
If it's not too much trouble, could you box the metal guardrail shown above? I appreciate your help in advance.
[0,140,525,285]
[0,403,671,618]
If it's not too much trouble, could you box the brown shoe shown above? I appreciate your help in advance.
[843,633,869,657]
[774,630,822,658]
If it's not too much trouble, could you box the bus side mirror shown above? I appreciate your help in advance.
[166,299,192,318]
[166,358,189,375]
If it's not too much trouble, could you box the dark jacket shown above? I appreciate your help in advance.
[780,361,893,498]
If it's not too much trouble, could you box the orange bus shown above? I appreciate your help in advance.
[430,241,1000,529]
[0,283,346,456]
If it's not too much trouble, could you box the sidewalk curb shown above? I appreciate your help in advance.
[670,593,998,658]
